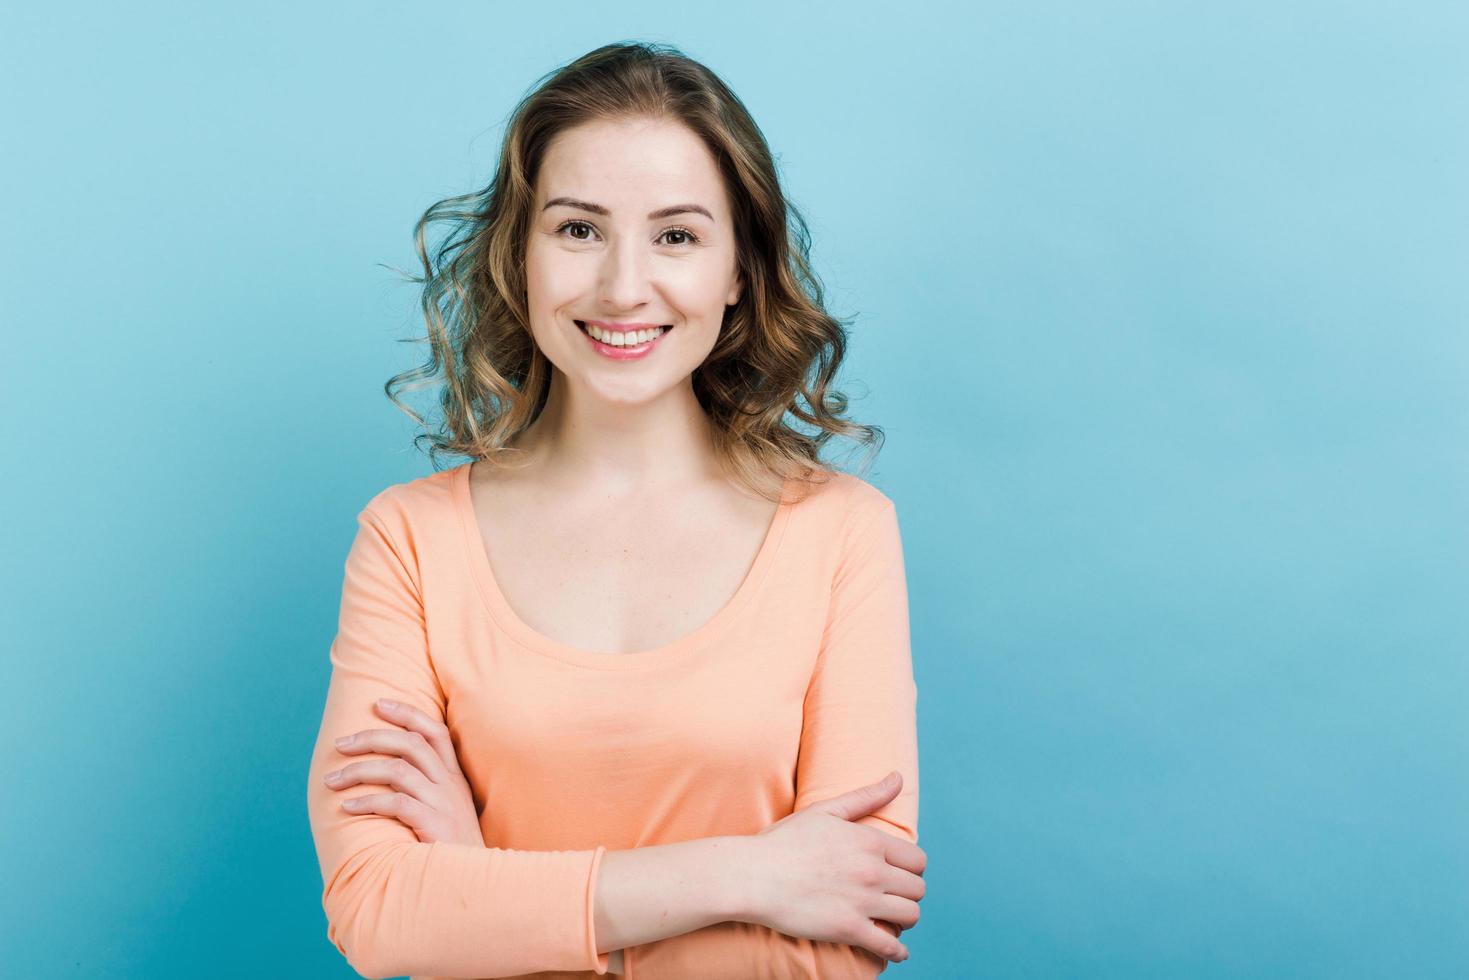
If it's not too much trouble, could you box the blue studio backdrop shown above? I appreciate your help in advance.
[2,2,1465,977]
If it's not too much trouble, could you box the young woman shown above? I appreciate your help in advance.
[306,42,924,979]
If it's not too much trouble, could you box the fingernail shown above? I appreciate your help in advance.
[335,735,354,748]
[378,699,397,710]
[342,798,363,810]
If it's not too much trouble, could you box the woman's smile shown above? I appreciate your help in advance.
[575,318,673,360]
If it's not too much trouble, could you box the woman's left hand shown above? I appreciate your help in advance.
[323,698,484,848]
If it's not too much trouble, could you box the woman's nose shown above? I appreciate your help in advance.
[598,240,653,309]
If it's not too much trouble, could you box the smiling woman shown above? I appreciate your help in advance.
[306,40,922,980]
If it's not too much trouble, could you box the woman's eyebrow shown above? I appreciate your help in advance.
[542,197,715,222]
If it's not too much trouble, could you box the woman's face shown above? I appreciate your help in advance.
[524,115,743,406]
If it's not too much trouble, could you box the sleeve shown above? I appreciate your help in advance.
[305,504,612,979]
[796,494,920,975]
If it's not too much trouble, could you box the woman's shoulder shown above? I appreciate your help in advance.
[792,467,897,538]
[355,462,467,530]
[807,466,892,505]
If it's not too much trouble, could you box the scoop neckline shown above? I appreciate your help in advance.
[451,460,796,670]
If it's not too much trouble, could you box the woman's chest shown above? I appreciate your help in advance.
[480,490,780,657]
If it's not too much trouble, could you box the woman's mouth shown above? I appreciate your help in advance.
[575,320,673,360]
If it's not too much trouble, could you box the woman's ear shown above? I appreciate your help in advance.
[726,273,743,307]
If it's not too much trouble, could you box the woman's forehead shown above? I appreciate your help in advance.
[538,120,727,214]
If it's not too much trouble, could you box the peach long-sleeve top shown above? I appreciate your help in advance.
[305,461,919,980]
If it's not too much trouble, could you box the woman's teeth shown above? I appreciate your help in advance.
[580,322,669,346]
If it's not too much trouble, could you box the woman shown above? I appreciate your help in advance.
[306,41,924,979]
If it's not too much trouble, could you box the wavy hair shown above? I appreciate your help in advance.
[383,40,883,502]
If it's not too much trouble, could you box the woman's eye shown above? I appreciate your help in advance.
[559,220,595,241]
[660,227,700,246]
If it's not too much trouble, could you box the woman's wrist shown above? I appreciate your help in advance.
[594,833,768,950]
[714,833,766,926]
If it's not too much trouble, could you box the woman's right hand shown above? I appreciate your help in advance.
[744,771,926,964]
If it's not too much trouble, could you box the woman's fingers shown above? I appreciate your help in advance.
[877,832,927,877]
[339,790,434,833]
[373,699,464,776]
[328,756,437,804]
[333,726,448,785]
[327,700,488,849]
[857,919,909,963]
[872,893,922,931]
[883,864,927,902]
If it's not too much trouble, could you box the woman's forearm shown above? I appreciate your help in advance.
[592,833,756,953]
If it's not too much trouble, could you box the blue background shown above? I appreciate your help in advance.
[3,2,1465,977]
